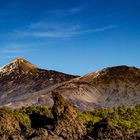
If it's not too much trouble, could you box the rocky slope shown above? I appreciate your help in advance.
[53,66,140,111]
[0,58,77,107]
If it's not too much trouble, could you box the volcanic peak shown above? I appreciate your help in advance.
[0,57,38,76]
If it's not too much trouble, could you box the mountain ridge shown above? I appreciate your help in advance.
[0,58,140,111]
[52,65,140,111]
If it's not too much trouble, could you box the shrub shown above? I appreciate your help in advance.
[13,106,53,128]
[79,104,140,132]
[14,110,31,127]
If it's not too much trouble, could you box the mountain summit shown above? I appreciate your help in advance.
[0,58,38,77]
[10,57,38,71]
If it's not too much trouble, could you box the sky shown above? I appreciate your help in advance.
[0,0,140,75]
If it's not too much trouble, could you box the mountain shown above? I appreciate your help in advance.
[52,66,140,111]
[1,58,140,112]
[0,58,77,107]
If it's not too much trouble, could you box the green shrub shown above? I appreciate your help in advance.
[13,106,53,128]
[79,105,140,132]
[9,104,140,132]
[21,106,53,118]
[14,110,31,127]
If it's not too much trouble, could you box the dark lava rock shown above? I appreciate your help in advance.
[52,91,85,140]
[22,127,63,140]
[28,128,48,140]
[89,118,135,140]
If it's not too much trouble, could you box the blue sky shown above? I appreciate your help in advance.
[0,0,140,75]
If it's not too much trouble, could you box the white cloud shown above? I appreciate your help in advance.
[11,5,118,39]
[80,24,118,33]
[15,24,118,38]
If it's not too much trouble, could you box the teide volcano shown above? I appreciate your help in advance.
[0,58,77,106]
[1,58,140,112]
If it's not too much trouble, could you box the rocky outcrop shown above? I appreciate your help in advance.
[90,118,124,139]
[86,118,140,140]
[52,91,85,140]
[27,91,85,140]
[0,108,23,139]
[23,128,64,140]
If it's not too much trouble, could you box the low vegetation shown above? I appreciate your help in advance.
[2,104,140,132]
[80,104,140,132]
[13,106,53,127]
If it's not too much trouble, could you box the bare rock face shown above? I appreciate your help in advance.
[23,128,63,140]
[0,108,20,133]
[27,128,48,140]
[0,108,23,139]
[91,118,123,139]
[89,118,135,140]
[52,91,85,140]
